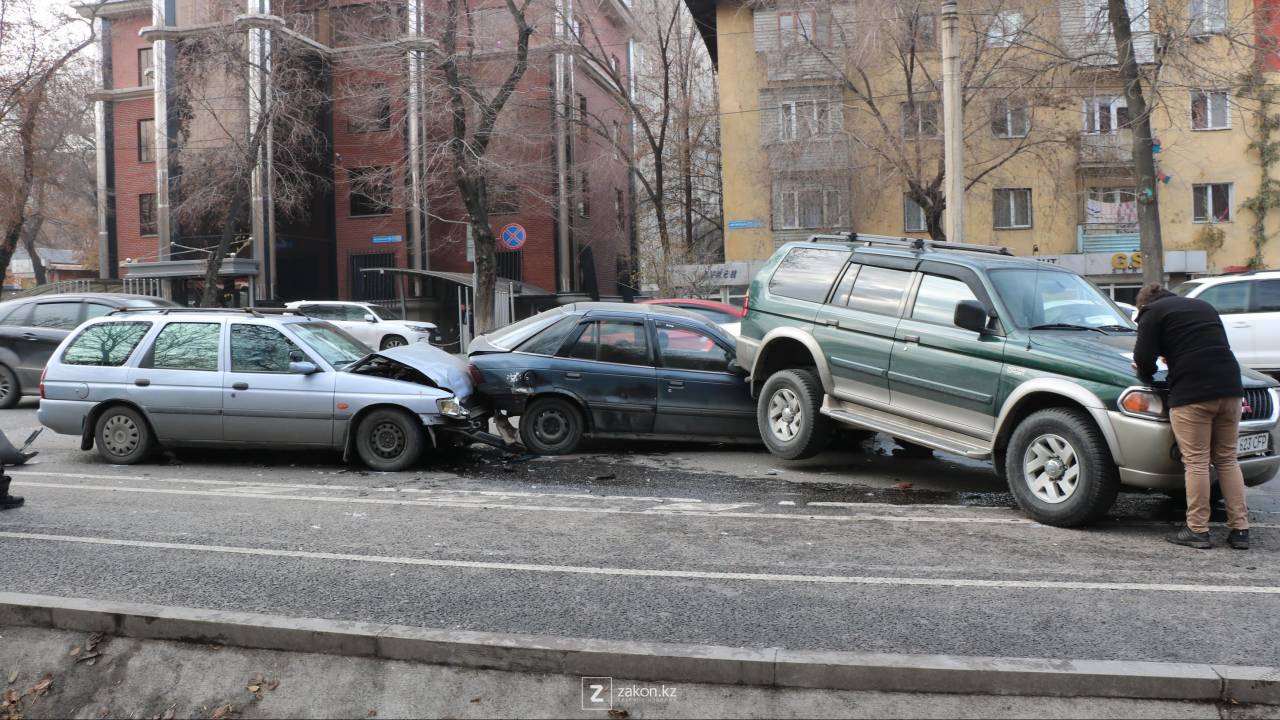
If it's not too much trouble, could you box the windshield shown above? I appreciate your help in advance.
[989,269,1135,330]
[291,322,370,367]
[371,305,402,321]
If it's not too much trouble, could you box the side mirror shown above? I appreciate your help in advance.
[363,313,377,323]
[954,300,990,334]
[289,360,320,375]
[727,358,749,377]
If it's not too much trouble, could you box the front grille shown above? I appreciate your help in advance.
[1243,388,1274,422]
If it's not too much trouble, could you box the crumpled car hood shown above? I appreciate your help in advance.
[373,343,473,396]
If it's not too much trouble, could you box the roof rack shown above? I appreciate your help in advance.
[107,307,309,318]
[810,232,1013,256]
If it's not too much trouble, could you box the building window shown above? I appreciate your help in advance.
[578,172,590,217]
[1190,0,1226,34]
[1086,187,1138,224]
[348,83,392,133]
[1084,96,1130,133]
[349,166,393,217]
[991,97,1030,138]
[777,186,846,229]
[993,188,1032,229]
[138,47,153,87]
[612,120,622,159]
[139,194,158,236]
[908,12,937,48]
[779,99,840,141]
[489,182,520,215]
[902,101,941,137]
[778,10,820,48]
[137,118,155,163]
[614,188,625,228]
[1193,182,1232,223]
[1191,90,1230,130]
[904,194,928,232]
[986,10,1023,46]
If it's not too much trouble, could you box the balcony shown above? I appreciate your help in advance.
[1078,130,1134,169]
[1077,223,1139,253]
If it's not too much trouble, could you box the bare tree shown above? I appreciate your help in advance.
[0,0,102,283]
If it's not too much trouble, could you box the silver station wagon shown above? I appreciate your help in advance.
[37,308,486,471]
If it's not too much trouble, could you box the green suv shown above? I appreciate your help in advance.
[738,234,1280,526]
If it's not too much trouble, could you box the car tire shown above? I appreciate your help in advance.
[0,365,20,409]
[1005,408,1119,527]
[356,408,425,471]
[519,397,584,455]
[758,369,831,460]
[380,335,408,350]
[94,406,155,465]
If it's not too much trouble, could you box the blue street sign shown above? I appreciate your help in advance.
[727,220,764,230]
[372,234,402,244]
[500,223,527,250]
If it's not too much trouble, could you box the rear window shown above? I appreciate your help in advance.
[62,322,152,366]
[516,316,578,355]
[768,247,850,303]
[481,309,567,350]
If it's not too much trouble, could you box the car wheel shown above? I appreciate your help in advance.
[0,365,20,409]
[380,335,408,350]
[758,369,831,460]
[94,406,155,465]
[1005,408,1119,527]
[356,408,425,471]
[519,397,584,455]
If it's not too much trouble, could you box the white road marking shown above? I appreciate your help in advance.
[7,469,701,503]
[10,481,1033,524]
[1,530,1276,595]
[807,501,1007,511]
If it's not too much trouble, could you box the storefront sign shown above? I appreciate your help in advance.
[1035,250,1205,276]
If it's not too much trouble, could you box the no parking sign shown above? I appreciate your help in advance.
[500,223,527,251]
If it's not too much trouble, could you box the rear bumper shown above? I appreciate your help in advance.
[37,399,89,437]
[1110,411,1279,490]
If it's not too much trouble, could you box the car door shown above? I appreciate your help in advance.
[813,259,916,407]
[888,267,1006,437]
[1195,281,1255,366]
[16,300,85,386]
[652,320,755,437]
[128,320,225,443]
[1244,279,1280,371]
[552,318,657,434]
[222,322,335,445]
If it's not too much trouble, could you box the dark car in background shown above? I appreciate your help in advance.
[0,293,177,407]
[468,303,757,454]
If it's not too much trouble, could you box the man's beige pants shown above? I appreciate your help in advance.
[1169,397,1250,533]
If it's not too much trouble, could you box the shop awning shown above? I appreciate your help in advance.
[123,257,259,279]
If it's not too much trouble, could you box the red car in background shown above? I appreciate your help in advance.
[638,299,745,326]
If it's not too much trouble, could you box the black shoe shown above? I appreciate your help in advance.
[1228,529,1250,550]
[1167,526,1212,549]
[0,494,22,510]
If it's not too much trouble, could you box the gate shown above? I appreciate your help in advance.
[350,252,397,302]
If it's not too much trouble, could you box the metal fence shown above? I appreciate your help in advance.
[123,277,164,297]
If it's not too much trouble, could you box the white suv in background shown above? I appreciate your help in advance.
[1173,271,1280,375]
[285,301,440,350]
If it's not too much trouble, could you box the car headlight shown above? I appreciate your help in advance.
[1119,388,1167,420]
[406,324,435,333]
[437,397,469,418]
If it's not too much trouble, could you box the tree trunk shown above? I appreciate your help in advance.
[200,188,248,307]
[1107,0,1164,285]
[0,82,47,284]
[21,214,47,286]
[458,175,497,335]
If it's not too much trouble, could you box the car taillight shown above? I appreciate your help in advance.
[467,363,484,385]
[39,366,47,399]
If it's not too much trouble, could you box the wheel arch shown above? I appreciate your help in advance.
[749,329,831,398]
[83,399,157,452]
[992,381,1123,467]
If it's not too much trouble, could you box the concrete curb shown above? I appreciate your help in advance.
[1,592,1276,704]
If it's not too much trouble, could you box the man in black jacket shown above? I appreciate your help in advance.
[1134,283,1248,550]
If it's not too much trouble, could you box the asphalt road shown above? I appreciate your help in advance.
[2,399,1279,668]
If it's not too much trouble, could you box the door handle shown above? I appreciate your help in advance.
[668,380,685,388]
[21,332,36,341]
[903,335,921,344]
[1231,321,1252,328]
[818,318,837,326]
[565,372,582,380]
[232,382,249,391]
[134,379,150,387]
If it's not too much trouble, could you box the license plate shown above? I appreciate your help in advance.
[1238,432,1270,457]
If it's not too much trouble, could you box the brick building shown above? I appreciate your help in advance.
[81,0,636,321]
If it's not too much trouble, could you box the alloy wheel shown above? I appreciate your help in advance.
[768,387,803,442]
[102,415,141,457]
[1023,433,1081,504]
[383,337,406,348]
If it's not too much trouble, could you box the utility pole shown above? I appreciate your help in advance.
[941,0,964,242]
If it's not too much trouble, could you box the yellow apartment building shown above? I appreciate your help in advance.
[683,0,1278,305]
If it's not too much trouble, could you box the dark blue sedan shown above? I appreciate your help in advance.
[467,303,758,454]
